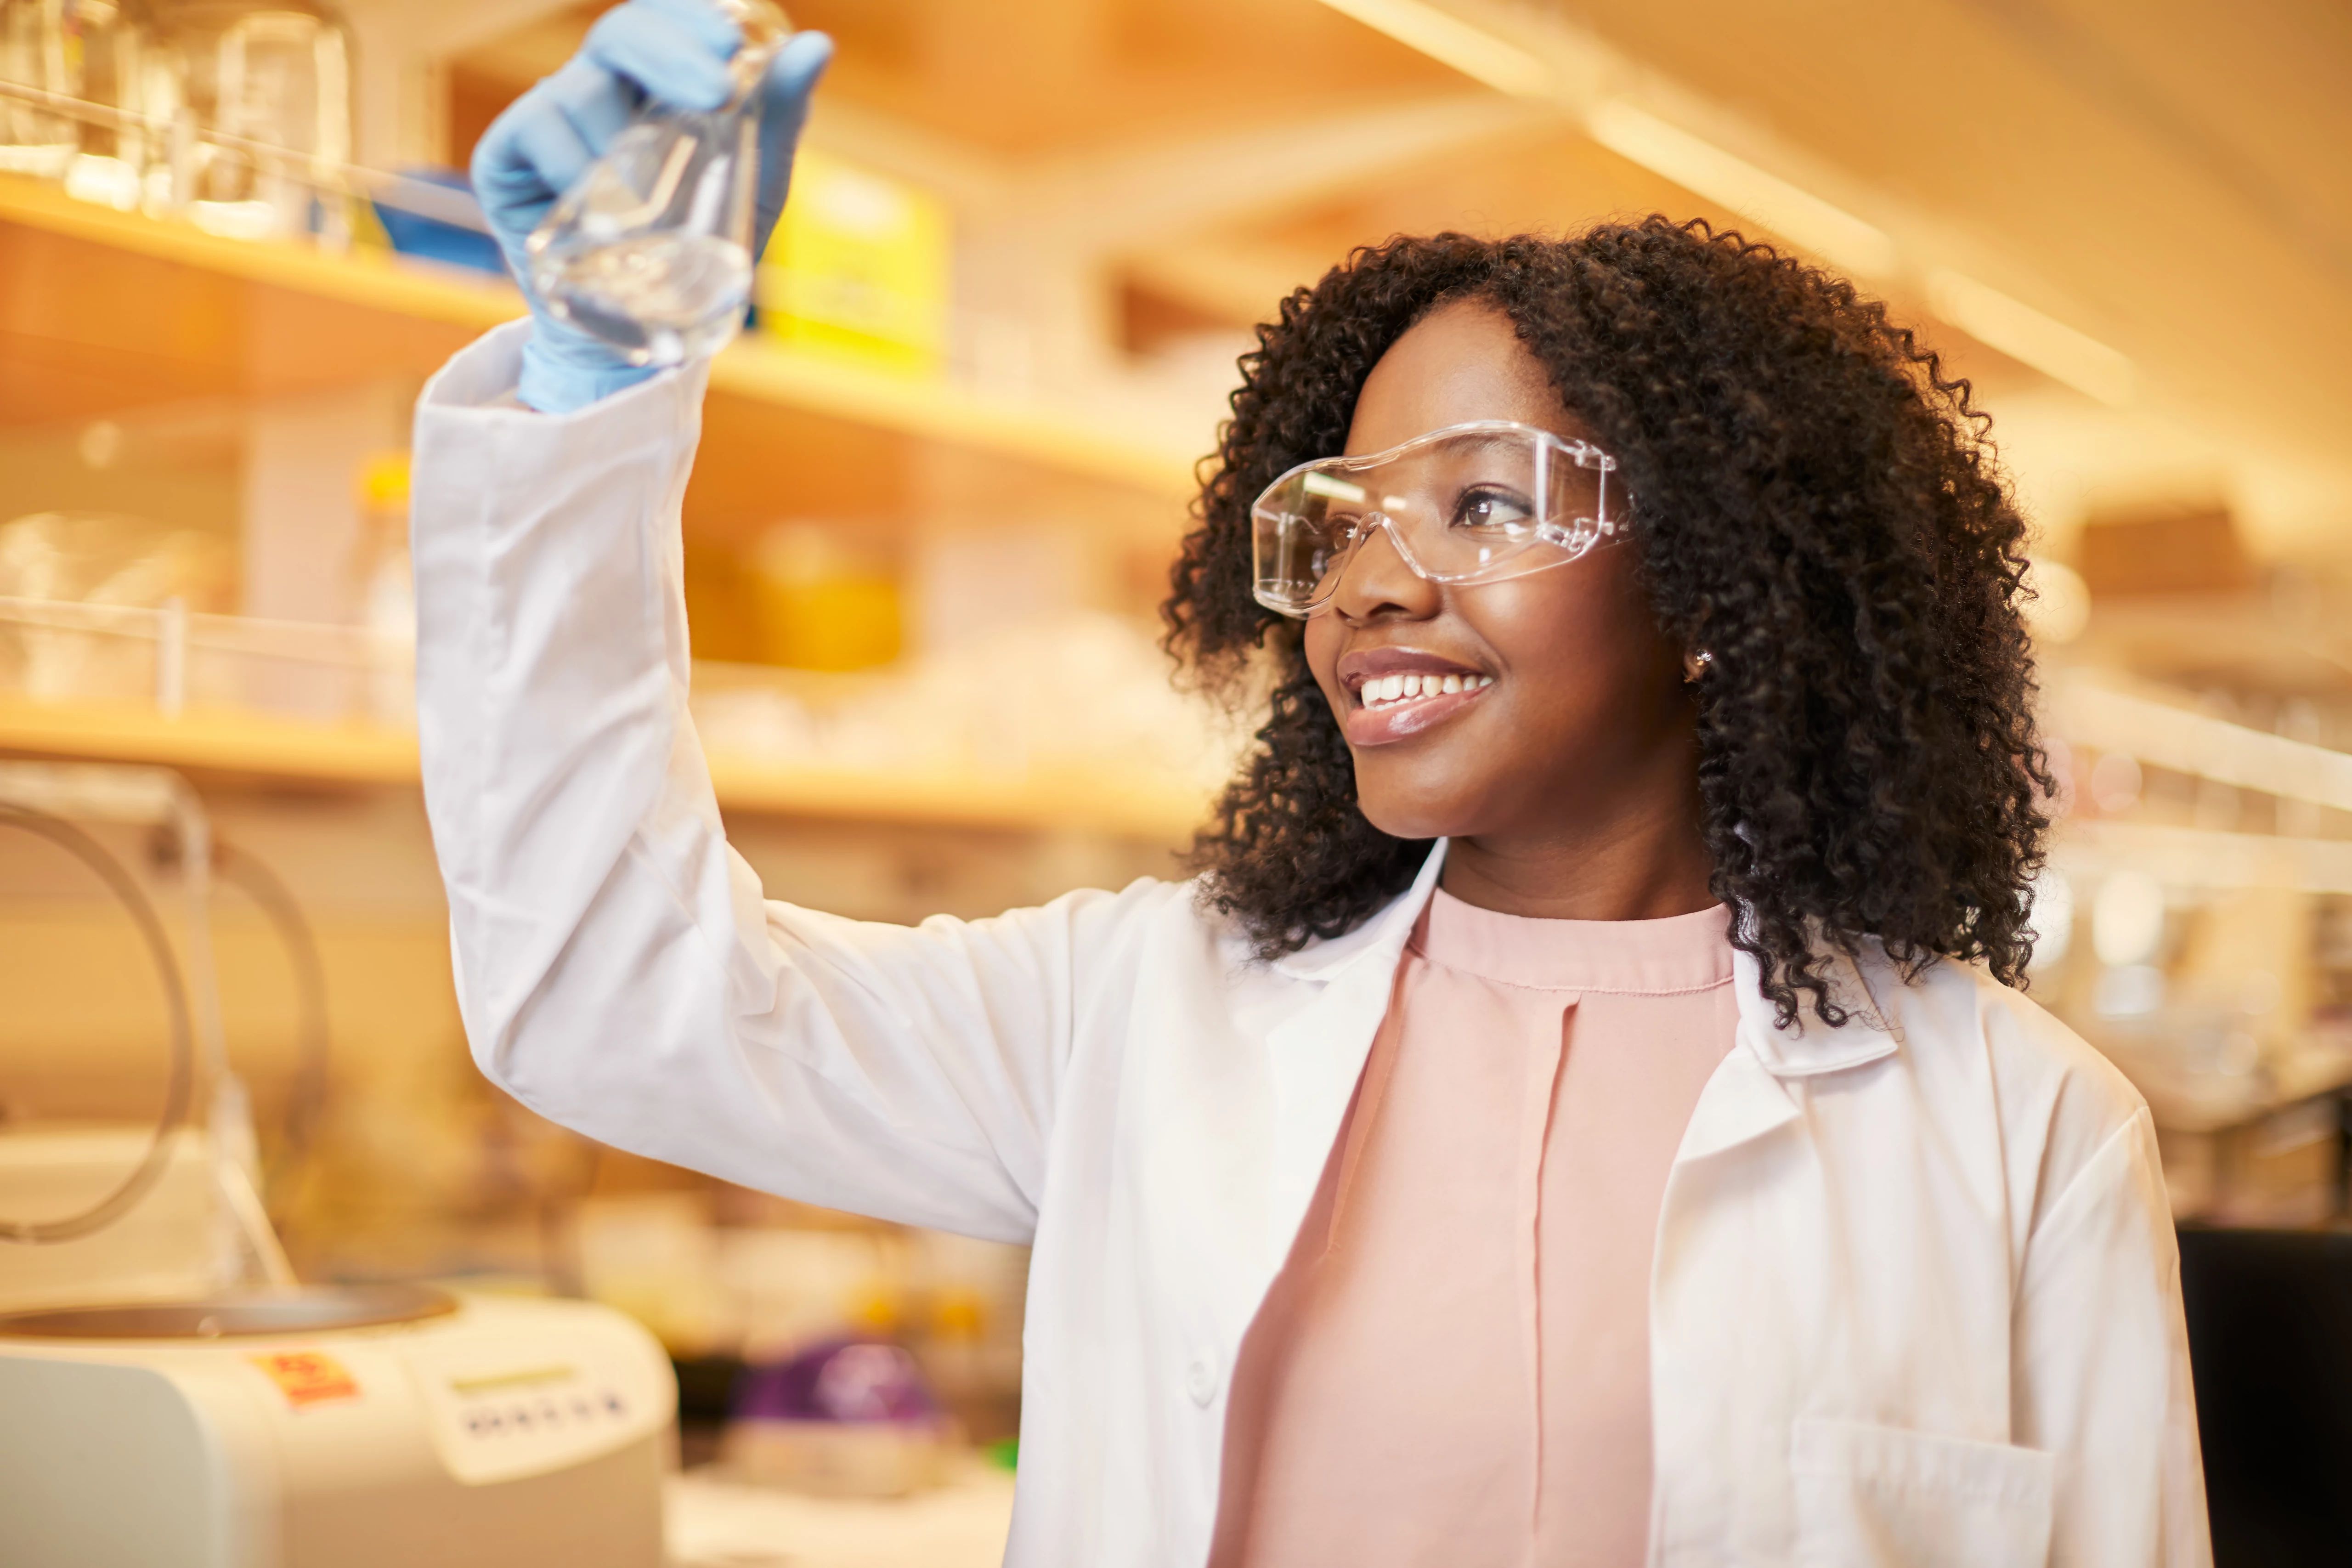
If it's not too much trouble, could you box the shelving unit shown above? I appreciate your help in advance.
[0,695,1207,841]
[0,695,416,786]
[0,174,1197,497]
[0,170,1214,843]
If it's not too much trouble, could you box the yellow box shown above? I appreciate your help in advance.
[745,525,904,672]
[758,151,950,374]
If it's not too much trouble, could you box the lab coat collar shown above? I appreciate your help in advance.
[1729,938,1905,1079]
[1266,840,1449,984]
[1677,940,1906,1164]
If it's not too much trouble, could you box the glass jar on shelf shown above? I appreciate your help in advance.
[63,0,154,209]
[0,0,152,204]
[157,0,350,242]
[0,509,234,706]
[1,0,85,179]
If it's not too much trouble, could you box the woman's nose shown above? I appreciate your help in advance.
[1329,517,1441,624]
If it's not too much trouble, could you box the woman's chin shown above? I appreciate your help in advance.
[1352,779,1483,844]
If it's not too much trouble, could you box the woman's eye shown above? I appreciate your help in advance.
[1453,489,1536,531]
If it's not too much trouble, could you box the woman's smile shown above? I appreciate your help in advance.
[1336,646,1496,746]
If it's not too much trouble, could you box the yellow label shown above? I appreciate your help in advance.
[759,150,951,374]
[250,1350,361,1407]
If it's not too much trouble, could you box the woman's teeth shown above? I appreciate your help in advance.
[1359,671,1493,710]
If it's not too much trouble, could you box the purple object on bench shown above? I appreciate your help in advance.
[732,1337,940,1425]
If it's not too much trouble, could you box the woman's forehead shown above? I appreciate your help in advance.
[1345,300,1585,456]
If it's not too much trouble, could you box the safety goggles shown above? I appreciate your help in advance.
[1250,420,1624,618]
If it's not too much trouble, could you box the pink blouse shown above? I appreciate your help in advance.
[1210,891,1738,1568]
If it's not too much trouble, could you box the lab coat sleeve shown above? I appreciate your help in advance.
[409,321,1148,1244]
[2010,1105,2212,1568]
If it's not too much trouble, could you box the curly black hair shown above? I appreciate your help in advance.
[1163,218,2054,1027]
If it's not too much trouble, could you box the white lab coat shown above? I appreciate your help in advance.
[412,322,2210,1568]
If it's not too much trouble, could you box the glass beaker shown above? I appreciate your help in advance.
[62,0,152,209]
[160,0,351,241]
[0,0,76,177]
[0,0,147,193]
[525,0,790,366]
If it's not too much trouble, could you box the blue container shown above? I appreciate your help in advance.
[373,168,505,277]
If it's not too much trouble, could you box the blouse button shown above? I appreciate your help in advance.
[1185,1354,1218,1407]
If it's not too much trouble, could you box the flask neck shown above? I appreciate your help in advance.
[721,36,786,112]
[717,0,792,109]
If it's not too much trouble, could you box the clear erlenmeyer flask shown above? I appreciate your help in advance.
[525,0,789,366]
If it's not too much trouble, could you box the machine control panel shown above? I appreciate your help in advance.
[450,1364,633,1439]
[398,1308,673,1486]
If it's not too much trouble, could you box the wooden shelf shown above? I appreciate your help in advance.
[0,175,1209,837]
[0,171,520,334]
[0,696,1204,842]
[0,174,1196,499]
[708,336,1194,498]
[0,696,419,785]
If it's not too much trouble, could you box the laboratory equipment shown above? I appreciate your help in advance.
[0,763,263,1273]
[159,0,351,241]
[0,1287,674,1568]
[0,761,678,1567]
[0,0,74,175]
[373,163,505,274]
[61,0,149,209]
[0,1130,218,1308]
[0,0,152,204]
[2,0,113,177]
[724,1335,953,1497]
[0,511,233,704]
[526,0,791,365]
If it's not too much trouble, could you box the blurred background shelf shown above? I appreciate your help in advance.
[0,170,518,350]
[0,172,1194,499]
[702,754,1205,841]
[0,694,418,785]
[0,694,1208,841]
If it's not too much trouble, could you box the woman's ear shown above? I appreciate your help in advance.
[1681,648,1715,684]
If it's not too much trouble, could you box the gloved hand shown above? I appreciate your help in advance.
[470,0,832,413]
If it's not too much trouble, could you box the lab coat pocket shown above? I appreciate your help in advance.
[1791,1417,2054,1568]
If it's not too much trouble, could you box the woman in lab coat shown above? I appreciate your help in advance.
[418,3,2208,1564]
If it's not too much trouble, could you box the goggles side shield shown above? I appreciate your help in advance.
[1249,420,1623,618]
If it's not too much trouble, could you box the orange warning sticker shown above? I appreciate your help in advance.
[250,1351,361,1407]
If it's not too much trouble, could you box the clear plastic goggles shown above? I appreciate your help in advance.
[1250,420,1623,618]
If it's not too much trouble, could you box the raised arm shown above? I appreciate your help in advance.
[412,327,1169,1244]
[412,1,1168,1242]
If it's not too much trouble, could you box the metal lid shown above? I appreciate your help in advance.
[0,1282,459,1340]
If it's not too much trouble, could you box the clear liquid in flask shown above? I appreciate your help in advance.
[525,0,787,366]
[538,229,754,365]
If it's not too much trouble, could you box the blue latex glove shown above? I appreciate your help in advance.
[470,0,832,413]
